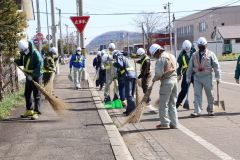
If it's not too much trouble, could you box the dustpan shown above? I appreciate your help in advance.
[213,83,225,112]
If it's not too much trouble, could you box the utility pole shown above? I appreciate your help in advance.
[36,0,42,52]
[173,14,177,57]
[65,24,70,55]
[79,0,85,56]
[50,0,59,74]
[165,2,172,53]
[45,0,50,49]
[142,23,145,50]
[76,0,80,47]
[127,32,129,54]
[50,0,57,47]
[56,8,64,58]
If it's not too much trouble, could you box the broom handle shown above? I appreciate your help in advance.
[217,82,219,102]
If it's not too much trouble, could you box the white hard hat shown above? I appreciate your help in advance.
[18,40,29,50]
[97,51,101,56]
[136,48,145,56]
[76,47,81,51]
[50,47,58,54]
[108,43,115,50]
[149,44,164,55]
[197,37,207,45]
[182,40,192,52]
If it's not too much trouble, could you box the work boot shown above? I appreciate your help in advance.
[21,110,34,118]
[183,102,190,110]
[176,103,181,109]
[208,112,215,116]
[190,112,201,118]
[121,100,127,107]
[156,124,170,129]
[31,111,39,120]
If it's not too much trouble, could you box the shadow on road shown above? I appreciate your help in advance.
[120,127,171,135]
[0,118,59,123]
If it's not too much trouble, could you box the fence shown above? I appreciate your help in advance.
[0,54,19,101]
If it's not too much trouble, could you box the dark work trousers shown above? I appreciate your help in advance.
[176,73,193,105]
[118,77,125,101]
[125,78,136,114]
[141,73,151,103]
[24,76,42,113]
[97,69,106,88]
[43,72,52,86]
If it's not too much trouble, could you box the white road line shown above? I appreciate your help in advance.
[178,124,235,160]
[219,80,240,86]
[221,72,234,75]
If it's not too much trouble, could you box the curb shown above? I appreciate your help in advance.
[85,71,133,160]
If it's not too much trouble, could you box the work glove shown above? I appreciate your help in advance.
[27,75,33,81]
[236,79,239,84]
[216,79,220,85]
[177,75,182,82]
[9,57,14,63]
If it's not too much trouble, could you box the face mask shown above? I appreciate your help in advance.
[77,51,81,55]
[185,48,191,53]
[24,49,29,55]
[198,45,206,52]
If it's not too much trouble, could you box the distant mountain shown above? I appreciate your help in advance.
[86,31,142,52]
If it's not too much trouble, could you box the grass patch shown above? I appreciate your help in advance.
[0,85,25,119]
[218,53,240,61]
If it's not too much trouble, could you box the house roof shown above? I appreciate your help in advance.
[218,25,240,39]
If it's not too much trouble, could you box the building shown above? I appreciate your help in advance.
[16,0,34,20]
[176,5,240,54]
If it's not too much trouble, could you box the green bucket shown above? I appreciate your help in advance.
[104,99,123,109]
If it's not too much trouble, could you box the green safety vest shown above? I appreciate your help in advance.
[43,57,55,73]
[74,55,83,63]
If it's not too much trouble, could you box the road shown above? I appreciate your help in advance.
[87,54,240,160]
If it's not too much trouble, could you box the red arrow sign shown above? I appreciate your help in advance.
[70,16,90,33]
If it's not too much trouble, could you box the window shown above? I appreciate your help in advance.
[236,39,240,43]
[199,22,206,32]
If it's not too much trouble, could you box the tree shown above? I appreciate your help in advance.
[0,0,27,100]
[134,13,166,48]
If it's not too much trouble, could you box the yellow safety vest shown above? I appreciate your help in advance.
[120,67,134,75]
[181,55,188,74]
[74,55,83,63]
[23,56,33,74]
[141,56,150,66]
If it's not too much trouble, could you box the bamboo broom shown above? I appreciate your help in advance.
[14,63,70,115]
[120,82,155,126]
[44,72,55,94]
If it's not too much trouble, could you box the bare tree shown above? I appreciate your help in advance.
[134,13,166,48]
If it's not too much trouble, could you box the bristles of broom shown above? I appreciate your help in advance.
[33,81,70,115]
[134,61,140,105]
[14,63,70,115]
[120,82,155,127]
[44,72,55,94]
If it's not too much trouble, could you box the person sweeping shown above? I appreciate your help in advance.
[43,47,57,86]
[10,40,43,120]
[149,44,178,129]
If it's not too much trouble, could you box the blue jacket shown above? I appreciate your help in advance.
[235,55,240,79]
[69,53,86,69]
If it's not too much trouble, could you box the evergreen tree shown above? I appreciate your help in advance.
[0,0,27,56]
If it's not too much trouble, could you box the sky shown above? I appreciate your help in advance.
[27,0,240,45]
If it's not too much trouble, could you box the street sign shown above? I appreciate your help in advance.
[33,38,39,45]
[36,32,43,40]
[46,34,52,40]
[70,16,90,33]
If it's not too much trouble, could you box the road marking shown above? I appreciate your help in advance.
[218,80,239,86]
[178,124,235,160]
[221,71,234,75]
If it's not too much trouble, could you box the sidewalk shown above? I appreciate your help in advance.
[0,65,130,160]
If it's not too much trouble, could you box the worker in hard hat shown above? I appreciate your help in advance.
[69,47,86,89]
[43,47,57,86]
[102,43,115,102]
[93,51,103,89]
[136,48,151,104]
[186,37,221,117]
[149,44,178,129]
[11,40,43,120]
[112,50,136,115]
[234,55,240,84]
[176,40,196,110]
